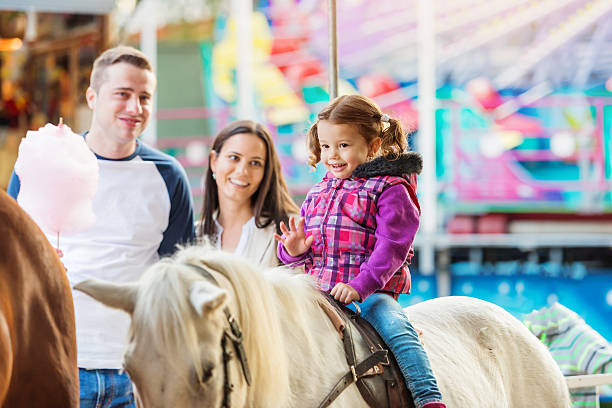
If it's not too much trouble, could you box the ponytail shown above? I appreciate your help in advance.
[379,117,407,159]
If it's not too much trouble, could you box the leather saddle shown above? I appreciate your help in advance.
[318,294,414,408]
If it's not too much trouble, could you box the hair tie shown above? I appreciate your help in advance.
[380,113,390,123]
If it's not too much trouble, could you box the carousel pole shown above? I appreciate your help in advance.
[417,0,436,276]
[233,0,255,120]
[328,0,339,100]
[140,0,158,146]
[417,0,445,293]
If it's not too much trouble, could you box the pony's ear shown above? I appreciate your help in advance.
[74,279,138,314]
[189,280,228,317]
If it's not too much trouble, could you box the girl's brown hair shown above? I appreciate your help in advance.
[306,94,407,168]
[198,120,298,237]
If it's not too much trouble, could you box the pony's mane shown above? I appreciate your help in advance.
[137,245,325,407]
[131,256,205,386]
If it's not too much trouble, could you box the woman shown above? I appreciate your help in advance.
[197,120,298,267]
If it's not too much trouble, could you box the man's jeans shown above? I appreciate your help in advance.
[79,368,135,408]
[353,293,443,408]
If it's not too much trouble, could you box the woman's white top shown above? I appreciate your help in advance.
[197,213,280,268]
[214,216,255,257]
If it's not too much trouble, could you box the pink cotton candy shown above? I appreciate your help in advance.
[14,122,99,236]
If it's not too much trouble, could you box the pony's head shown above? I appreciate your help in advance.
[74,247,250,408]
[74,246,301,408]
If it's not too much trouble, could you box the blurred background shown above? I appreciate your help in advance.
[0,0,611,397]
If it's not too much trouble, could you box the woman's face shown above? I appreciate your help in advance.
[210,132,267,209]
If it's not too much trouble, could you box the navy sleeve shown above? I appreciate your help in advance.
[7,171,20,199]
[157,163,195,256]
[136,143,195,256]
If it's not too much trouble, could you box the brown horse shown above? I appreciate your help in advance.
[0,190,78,407]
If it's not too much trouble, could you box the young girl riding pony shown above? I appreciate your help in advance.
[275,94,445,408]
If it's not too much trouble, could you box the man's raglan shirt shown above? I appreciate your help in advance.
[8,138,195,368]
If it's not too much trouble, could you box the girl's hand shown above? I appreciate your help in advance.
[274,216,313,257]
[330,282,360,304]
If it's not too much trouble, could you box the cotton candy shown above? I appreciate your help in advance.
[14,122,98,236]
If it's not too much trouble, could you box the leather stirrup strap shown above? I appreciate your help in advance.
[318,298,346,337]
[317,349,389,408]
[346,314,385,407]
[340,320,378,407]
[342,325,357,372]
[317,294,390,408]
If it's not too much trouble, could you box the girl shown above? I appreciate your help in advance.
[275,95,445,408]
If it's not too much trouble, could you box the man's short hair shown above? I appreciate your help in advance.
[90,46,153,91]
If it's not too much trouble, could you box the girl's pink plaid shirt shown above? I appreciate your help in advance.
[279,170,420,301]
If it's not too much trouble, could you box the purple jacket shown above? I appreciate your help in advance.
[278,153,422,301]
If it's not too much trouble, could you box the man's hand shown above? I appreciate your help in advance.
[330,282,360,304]
[55,248,67,271]
[274,216,313,257]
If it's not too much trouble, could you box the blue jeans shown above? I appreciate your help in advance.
[79,368,135,408]
[352,293,443,408]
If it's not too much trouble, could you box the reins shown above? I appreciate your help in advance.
[186,263,251,408]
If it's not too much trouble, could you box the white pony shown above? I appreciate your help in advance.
[75,246,571,408]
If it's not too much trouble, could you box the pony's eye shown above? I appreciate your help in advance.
[201,364,215,382]
[194,363,215,385]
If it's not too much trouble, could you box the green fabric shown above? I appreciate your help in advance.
[524,303,612,408]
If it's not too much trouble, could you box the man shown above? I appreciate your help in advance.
[8,46,195,407]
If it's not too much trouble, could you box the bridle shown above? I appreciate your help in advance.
[186,263,251,408]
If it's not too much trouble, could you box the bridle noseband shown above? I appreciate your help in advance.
[186,263,251,408]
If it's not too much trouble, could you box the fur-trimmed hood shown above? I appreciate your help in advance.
[352,152,423,178]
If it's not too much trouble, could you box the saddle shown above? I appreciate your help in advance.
[318,294,413,408]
